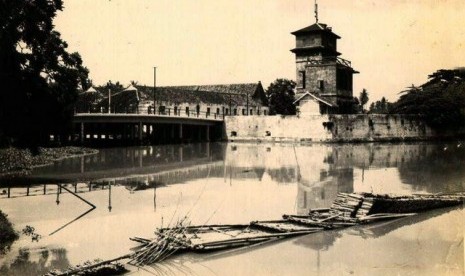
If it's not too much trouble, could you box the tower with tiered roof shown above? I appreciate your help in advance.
[291,1,358,114]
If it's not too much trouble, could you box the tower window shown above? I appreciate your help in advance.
[318,80,325,90]
[299,71,306,89]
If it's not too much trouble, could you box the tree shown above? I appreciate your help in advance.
[0,0,89,148]
[337,96,361,114]
[369,97,393,114]
[391,69,465,131]
[266,79,296,115]
[359,89,369,112]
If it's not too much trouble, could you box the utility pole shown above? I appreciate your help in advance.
[246,91,249,115]
[153,67,157,114]
[229,92,232,116]
[108,88,111,114]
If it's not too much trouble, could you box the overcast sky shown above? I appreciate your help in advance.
[55,0,465,102]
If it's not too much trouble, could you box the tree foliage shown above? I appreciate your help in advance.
[391,69,465,131]
[0,0,89,148]
[358,88,369,112]
[337,97,361,114]
[266,79,296,115]
[369,97,393,114]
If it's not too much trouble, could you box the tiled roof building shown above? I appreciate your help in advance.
[79,82,269,117]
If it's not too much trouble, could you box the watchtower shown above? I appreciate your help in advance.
[291,2,358,114]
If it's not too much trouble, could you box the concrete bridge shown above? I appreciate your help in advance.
[73,112,224,145]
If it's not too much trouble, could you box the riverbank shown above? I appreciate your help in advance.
[0,210,18,254]
[0,146,98,177]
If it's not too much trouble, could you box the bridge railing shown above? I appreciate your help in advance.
[153,108,226,120]
[75,108,227,120]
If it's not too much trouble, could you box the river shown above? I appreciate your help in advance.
[0,142,463,275]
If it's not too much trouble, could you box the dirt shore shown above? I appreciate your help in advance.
[0,146,98,177]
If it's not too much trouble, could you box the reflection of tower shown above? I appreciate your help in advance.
[295,229,342,275]
[296,147,354,213]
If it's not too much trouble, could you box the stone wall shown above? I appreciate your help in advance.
[224,115,333,143]
[223,114,436,143]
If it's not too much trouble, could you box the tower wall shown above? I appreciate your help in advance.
[292,23,357,113]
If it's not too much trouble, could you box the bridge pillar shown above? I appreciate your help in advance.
[138,122,143,143]
[80,122,84,144]
[130,124,135,141]
[206,126,210,142]
[179,124,183,141]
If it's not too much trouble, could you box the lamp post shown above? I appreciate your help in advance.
[153,67,157,114]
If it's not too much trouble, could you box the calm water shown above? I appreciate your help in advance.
[0,142,463,275]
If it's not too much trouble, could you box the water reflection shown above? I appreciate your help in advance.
[345,206,461,239]
[2,142,464,210]
[0,248,71,276]
[0,142,463,274]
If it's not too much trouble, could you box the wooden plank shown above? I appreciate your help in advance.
[196,230,320,248]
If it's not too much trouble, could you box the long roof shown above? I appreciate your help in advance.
[135,83,267,106]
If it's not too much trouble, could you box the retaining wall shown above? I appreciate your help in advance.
[223,114,437,143]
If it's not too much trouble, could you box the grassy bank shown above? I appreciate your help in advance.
[0,210,18,253]
[0,146,98,177]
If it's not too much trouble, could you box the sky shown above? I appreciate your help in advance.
[54,0,465,103]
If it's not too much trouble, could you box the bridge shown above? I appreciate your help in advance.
[73,111,225,145]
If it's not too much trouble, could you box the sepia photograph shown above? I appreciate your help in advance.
[0,0,464,275]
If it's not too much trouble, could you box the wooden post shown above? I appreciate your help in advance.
[179,124,183,141]
[7,187,10,198]
[138,122,143,143]
[44,184,46,195]
[108,182,112,212]
[27,186,30,196]
[206,126,210,142]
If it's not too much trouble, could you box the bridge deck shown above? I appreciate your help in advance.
[74,113,223,125]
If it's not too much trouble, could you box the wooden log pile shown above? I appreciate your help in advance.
[355,197,374,219]
[330,193,364,218]
[129,220,193,266]
[362,193,464,215]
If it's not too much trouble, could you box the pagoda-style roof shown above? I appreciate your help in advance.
[290,45,341,56]
[291,23,341,39]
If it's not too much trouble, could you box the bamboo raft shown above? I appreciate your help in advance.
[129,192,464,266]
